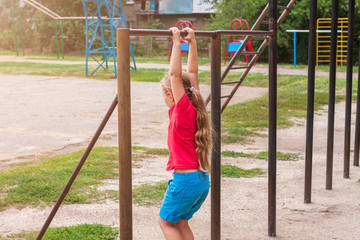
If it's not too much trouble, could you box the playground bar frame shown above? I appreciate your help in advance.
[210,32,221,240]
[304,0,317,204]
[326,0,338,190]
[343,0,355,178]
[268,0,277,236]
[354,46,360,167]
[116,26,277,239]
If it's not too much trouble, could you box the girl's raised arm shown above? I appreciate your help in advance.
[169,27,185,104]
[183,27,199,91]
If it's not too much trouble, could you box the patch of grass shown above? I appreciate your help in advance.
[0,62,116,80]
[2,224,118,240]
[0,147,119,210]
[221,75,353,144]
[221,165,265,178]
[144,148,169,156]
[222,150,300,161]
[130,68,168,82]
[0,146,169,210]
[133,181,168,207]
[286,63,358,73]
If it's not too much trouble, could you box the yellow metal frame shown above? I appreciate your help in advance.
[316,18,348,66]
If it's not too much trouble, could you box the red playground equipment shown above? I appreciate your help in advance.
[168,20,194,62]
[224,19,255,65]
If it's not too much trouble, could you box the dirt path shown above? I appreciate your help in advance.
[0,66,360,239]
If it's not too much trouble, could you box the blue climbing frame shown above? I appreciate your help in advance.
[82,0,136,78]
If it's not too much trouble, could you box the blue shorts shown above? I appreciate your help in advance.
[159,171,210,223]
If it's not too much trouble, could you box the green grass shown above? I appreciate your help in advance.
[0,147,119,210]
[222,150,300,161]
[284,63,358,73]
[221,74,355,144]
[0,62,116,80]
[221,165,265,178]
[0,146,169,211]
[130,68,168,82]
[1,224,118,240]
[133,181,168,207]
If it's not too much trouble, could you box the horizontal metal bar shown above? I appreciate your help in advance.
[277,5,288,9]
[221,94,232,98]
[241,51,259,55]
[129,29,273,37]
[222,81,240,85]
[251,36,269,39]
[231,66,249,69]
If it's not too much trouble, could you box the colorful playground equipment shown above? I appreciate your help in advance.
[9,0,136,77]
[316,17,348,66]
[224,19,254,65]
[82,0,136,77]
[168,20,194,62]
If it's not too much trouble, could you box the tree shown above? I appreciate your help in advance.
[206,0,360,64]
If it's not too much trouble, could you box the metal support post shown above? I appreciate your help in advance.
[343,0,355,178]
[326,0,338,190]
[268,0,277,237]
[293,31,296,67]
[17,0,25,56]
[117,28,132,240]
[54,19,59,59]
[354,39,360,167]
[210,32,221,240]
[61,19,64,59]
[304,0,317,204]
[10,0,19,56]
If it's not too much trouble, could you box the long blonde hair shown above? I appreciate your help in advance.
[162,73,212,172]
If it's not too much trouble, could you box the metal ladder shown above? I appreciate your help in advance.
[205,0,296,113]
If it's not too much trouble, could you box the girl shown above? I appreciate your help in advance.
[158,27,212,240]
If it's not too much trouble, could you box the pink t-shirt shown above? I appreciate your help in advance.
[166,93,199,171]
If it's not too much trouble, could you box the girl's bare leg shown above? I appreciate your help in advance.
[158,217,183,240]
[176,219,194,240]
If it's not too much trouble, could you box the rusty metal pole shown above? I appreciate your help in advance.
[210,32,221,240]
[268,0,277,237]
[354,43,360,167]
[36,95,118,240]
[326,0,338,190]
[304,0,317,204]
[343,0,355,178]
[117,28,132,240]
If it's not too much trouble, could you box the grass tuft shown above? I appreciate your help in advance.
[2,224,118,240]
[222,150,300,161]
[221,165,265,178]
[133,181,168,207]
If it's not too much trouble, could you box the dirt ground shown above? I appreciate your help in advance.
[0,63,360,239]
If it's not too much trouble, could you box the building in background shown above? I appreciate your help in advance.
[124,0,215,29]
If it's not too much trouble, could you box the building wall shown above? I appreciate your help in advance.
[125,0,213,30]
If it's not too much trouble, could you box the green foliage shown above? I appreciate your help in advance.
[206,0,360,64]
[221,165,265,178]
[0,0,86,53]
[3,224,118,240]
[136,16,167,57]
